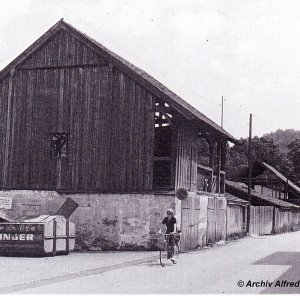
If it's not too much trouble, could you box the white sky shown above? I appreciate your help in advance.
[0,0,299,139]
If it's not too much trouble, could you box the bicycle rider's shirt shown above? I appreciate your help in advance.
[162,216,176,234]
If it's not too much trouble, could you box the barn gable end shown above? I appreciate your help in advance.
[19,29,107,69]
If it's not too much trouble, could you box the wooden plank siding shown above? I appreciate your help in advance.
[0,29,157,192]
[19,29,107,69]
[0,26,214,194]
[0,76,10,187]
[206,196,226,244]
[249,206,273,235]
[226,204,246,238]
[174,119,198,192]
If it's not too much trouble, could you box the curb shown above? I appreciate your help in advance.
[0,253,159,294]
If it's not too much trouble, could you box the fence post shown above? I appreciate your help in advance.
[246,205,251,235]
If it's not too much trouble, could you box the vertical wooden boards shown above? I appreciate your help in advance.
[180,196,190,251]
[180,194,200,250]
[9,69,61,189]
[206,196,226,243]
[20,30,106,69]
[274,208,297,233]
[249,206,273,235]
[0,63,156,192]
[215,197,226,240]
[226,204,245,237]
[0,76,10,187]
[108,70,155,192]
[174,118,198,191]
[206,196,216,244]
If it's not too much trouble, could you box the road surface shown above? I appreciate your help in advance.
[8,231,300,293]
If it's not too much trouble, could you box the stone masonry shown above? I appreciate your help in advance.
[0,190,178,250]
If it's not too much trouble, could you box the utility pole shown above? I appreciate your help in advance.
[221,96,224,128]
[246,113,252,234]
[248,113,252,202]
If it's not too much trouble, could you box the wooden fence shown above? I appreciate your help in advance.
[180,194,226,250]
[249,206,273,235]
[273,209,300,233]
[226,204,247,238]
[180,194,202,251]
[249,206,300,236]
[180,195,300,251]
[206,197,226,244]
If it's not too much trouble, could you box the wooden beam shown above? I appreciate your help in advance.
[19,63,108,71]
[197,163,213,172]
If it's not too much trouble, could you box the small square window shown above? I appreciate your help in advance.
[50,133,68,158]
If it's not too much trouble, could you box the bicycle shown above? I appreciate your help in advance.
[159,232,181,267]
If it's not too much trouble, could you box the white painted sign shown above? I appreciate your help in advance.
[0,197,12,209]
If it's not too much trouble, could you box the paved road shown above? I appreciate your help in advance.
[7,231,300,293]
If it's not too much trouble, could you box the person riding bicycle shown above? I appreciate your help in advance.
[159,208,177,264]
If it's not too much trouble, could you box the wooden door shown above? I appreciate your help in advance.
[206,197,216,244]
[180,195,202,251]
[207,196,226,244]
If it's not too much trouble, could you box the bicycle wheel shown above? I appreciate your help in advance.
[173,243,179,261]
[160,244,168,267]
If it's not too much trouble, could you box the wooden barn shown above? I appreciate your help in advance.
[0,20,237,250]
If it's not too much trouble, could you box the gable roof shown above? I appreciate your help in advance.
[225,180,300,209]
[239,160,300,198]
[0,19,237,143]
[260,162,300,196]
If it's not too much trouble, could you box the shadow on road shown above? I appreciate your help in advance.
[139,259,178,268]
[253,251,300,294]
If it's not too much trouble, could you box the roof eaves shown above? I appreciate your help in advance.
[62,21,238,143]
[225,180,299,209]
[259,162,300,195]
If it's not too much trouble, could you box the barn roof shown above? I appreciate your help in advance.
[0,19,237,143]
[225,180,300,209]
[260,162,300,196]
[238,161,300,198]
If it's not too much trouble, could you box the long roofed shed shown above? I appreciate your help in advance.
[225,180,300,209]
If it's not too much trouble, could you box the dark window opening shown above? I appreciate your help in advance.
[50,133,68,158]
[197,167,212,192]
[197,137,210,166]
[154,126,171,157]
[153,102,173,189]
[153,160,172,188]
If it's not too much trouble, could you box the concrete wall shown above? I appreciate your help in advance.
[0,190,178,250]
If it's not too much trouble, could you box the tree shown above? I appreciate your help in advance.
[226,138,247,180]
[287,139,300,182]
[227,136,291,180]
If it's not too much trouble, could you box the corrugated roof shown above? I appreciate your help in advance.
[0,19,237,143]
[225,180,300,209]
